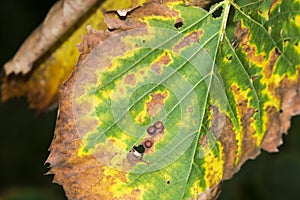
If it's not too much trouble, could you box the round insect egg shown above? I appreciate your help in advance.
[147,126,157,135]
[143,139,153,148]
[154,121,164,129]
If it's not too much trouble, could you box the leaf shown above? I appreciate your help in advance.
[1,0,148,110]
[4,0,99,75]
[47,0,300,199]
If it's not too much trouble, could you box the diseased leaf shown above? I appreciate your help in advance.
[46,0,300,199]
[1,0,148,110]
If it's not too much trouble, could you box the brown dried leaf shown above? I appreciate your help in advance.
[4,0,99,75]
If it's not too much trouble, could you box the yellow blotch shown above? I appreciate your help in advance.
[134,90,169,125]
[78,144,96,157]
[223,55,233,64]
[203,143,223,188]
[259,49,282,145]
[270,0,281,13]
[257,4,269,21]
[189,180,203,199]
[294,39,300,54]
[150,51,173,75]
[101,166,143,199]
[100,50,136,75]
[111,133,133,150]
[231,84,253,164]
[135,109,149,125]
[146,91,169,117]
[295,15,300,27]
[240,38,283,145]
[242,45,266,66]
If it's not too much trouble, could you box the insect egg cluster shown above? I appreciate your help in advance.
[130,121,165,160]
[147,126,156,135]
[147,121,164,135]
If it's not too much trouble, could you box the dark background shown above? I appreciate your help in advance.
[0,0,299,199]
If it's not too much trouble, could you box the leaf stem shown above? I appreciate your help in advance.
[220,0,231,42]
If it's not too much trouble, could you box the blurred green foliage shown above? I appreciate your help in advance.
[0,0,299,199]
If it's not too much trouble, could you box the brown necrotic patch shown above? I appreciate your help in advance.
[234,21,266,65]
[104,1,180,31]
[77,26,109,64]
[124,73,136,86]
[270,0,281,12]
[151,53,172,75]
[244,45,265,64]
[215,115,238,180]
[146,91,169,118]
[264,48,280,79]
[230,85,260,166]
[233,21,248,49]
[173,30,203,53]
[209,106,241,180]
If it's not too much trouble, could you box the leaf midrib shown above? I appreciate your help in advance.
[180,1,231,199]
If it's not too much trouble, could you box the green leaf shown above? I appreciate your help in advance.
[47,0,300,199]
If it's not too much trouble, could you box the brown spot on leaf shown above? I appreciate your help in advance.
[234,21,265,64]
[270,0,281,12]
[233,21,248,49]
[198,134,209,146]
[264,48,280,79]
[124,74,136,85]
[173,30,203,53]
[146,91,168,117]
[216,116,238,179]
[139,70,145,75]
[244,45,265,65]
[251,75,259,81]
[151,53,172,75]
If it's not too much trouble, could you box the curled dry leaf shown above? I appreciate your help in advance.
[47,0,300,199]
[4,0,99,75]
